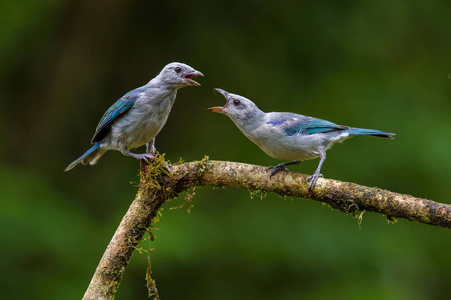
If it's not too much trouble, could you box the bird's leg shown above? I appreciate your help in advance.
[146,138,172,172]
[120,144,154,163]
[307,151,326,191]
[267,161,301,179]
[146,138,156,155]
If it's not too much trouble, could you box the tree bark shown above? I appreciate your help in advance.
[83,158,451,299]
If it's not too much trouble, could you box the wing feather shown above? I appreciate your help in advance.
[91,91,141,143]
[268,114,348,136]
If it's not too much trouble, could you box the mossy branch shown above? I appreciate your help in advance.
[83,156,451,299]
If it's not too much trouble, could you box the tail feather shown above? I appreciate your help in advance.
[64,143,104,171]
[348,128,395,139]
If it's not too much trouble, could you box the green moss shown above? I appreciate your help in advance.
[146,245,160,299]
[141,153,172,190]
[277,194,293,201]
[195,155,213,175]
[356,210,365,229]
[170,187,196,213]
[172,157,185,165]
[322,202,334,210]
[284,175,297,185]
[132,244,148,254]
[327,199,367,226]
[420,215,431,223]
[272,182,286,192]
[248,189,267,199]
[151,208,164,224]
[385,215,398,224]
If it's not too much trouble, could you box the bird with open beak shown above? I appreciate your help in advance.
[65,62,203,171]
[208,88,394,191]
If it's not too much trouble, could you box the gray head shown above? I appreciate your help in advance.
[157,62,203,88]
[208,88,264,125]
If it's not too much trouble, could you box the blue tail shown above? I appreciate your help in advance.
[64,143,103,171]
[348,128,395,139]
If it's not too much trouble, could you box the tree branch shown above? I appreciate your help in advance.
[83,157,451,299]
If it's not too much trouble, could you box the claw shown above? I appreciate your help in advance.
[267,164,289,179]
[306,173,323,191]
[267,161,302,179]
[306,173,323,181]
[138,153,155,163]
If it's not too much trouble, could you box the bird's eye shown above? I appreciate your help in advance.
[174,67,182,73]
[233,99,240,106]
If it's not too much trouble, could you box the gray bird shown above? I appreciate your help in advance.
[208,88,394,191]
[65,62,203,171]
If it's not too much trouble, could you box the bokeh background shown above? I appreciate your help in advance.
[1,0,450,299]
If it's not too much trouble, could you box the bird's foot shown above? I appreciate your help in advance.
[135,153,155,163]
[164,163,172,173]
[266,164,289,179]
[306,173,324,191]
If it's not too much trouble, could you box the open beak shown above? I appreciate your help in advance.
[207,106,224,113]
[183,70,204,86]
[207,88,229,113]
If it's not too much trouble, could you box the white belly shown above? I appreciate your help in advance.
[249,127,351,161]
[104,93,176,150]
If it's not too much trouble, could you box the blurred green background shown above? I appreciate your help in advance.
[1,0,450,299]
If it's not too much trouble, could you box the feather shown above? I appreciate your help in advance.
[64,143,101,171]
[271,115,348,136]
[348,128,394,139]
[91,91,141,143]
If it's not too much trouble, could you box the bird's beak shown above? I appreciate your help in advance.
[207,88,229,113]
[207,106,224,113]
[214,88,229,98]
[183,70,204,86]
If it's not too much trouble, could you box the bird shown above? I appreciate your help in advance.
[64,62,203,171]
[208,88,394,191]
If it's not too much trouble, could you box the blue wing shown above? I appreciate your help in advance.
[268,114,349,136]
[91,89,142,143]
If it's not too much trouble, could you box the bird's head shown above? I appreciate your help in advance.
[159,62,203,88]
[208,88,262,124]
